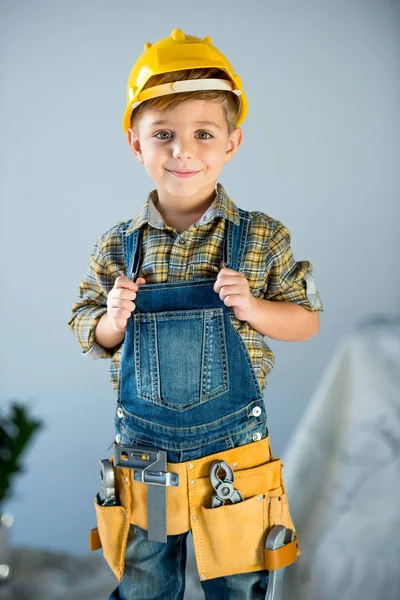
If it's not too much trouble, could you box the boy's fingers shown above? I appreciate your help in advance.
[114,276,146,290]
[114,276,133,289]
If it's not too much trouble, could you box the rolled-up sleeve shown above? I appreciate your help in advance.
[68,236,122,359]
[262,222,324,311]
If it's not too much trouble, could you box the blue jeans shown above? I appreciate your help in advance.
[109,522,269,600]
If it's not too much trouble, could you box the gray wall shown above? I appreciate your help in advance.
[1,0,399,556]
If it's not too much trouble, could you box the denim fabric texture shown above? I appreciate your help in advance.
[109,523,269,600]
[109,208,270,598]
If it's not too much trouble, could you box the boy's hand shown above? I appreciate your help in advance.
[213,261,256,322]
[107,276,146,332]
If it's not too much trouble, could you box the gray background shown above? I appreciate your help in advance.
[1,0,399,567]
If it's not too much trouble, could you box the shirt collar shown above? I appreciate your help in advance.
[125,181,240,236]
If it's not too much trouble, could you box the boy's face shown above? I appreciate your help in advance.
[126,99,243,205]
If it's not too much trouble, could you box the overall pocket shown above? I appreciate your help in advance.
[93,496,130,582]
[133,308,229,411]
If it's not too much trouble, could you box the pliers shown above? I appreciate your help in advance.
[209,460,244,507]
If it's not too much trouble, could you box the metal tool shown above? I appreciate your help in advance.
[113,442,180,543]
[265,525,296,600]
[209,460,244,507]
[97,459,118,506]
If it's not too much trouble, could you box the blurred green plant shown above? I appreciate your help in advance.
[0,402,44,508]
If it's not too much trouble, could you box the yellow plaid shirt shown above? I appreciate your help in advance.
[68,182,323,394]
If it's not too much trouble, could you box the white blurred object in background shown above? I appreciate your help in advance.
[282,314,400,600]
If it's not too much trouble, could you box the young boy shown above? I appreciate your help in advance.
[68,28,323,600]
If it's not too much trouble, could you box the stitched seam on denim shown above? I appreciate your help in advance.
[227,209,252,272]
[116,399,263,431]
[228,213,239,271]
[122,226,129,276]
[228,320,264,400]
[134,380,230,410]
[227,217,234,268]
[133,308,229,410]
[115,361,121,400]
[200,309,207,398]
[133,315,142,398]
[136,386,230,410]
[117,335,128,401]
[230,419,268,439]
[216,309,229,387]
[150,313,160,400]
[135,278,217,292]
[236,214,251,274]
[118,421,266,451]
[118,420,267,451]
[133,228,142,281]
[138,311,209,321]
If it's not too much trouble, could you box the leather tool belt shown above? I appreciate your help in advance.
[89,434,300,582]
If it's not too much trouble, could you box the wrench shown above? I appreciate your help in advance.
[265,525,296,600]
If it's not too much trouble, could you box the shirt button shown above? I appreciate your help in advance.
[251,406,262,417]
[252,432,262,442]
[117,408,124,418]
[116,434,122,443]
[179,237,186,245]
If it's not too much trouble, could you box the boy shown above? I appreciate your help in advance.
[68,28,323,600]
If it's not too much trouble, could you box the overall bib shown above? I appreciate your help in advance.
[115,207,268,459]
[91,208,300,599]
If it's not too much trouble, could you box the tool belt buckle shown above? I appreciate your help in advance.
[113,442,179,544]
[113,442,180,487]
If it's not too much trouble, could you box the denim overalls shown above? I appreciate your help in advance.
[110,208,270,600]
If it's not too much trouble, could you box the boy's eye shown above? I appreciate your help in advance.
[196,131,212,139]
[153,130,213,140]
[154,131,172,140]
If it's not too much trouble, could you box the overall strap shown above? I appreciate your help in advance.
[122,223,143,281]
[222,207,253,274]
[123,206,253,281]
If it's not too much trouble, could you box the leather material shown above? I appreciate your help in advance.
[90,435,300,582]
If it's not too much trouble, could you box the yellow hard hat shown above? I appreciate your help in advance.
[122,28,248,133]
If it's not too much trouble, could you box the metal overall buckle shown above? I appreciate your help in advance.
[113,442,180,543]
[209,460,244,507]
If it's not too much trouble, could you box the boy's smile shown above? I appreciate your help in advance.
[126,99,243,223]
[166,169,200,178]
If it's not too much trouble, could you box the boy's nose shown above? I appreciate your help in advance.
[172,143,193,161]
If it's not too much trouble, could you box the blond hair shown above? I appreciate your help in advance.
[129,68,240,134]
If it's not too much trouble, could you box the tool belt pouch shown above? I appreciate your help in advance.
[88,436,299,583]
[89,457,131,582]
[190,445,300,581]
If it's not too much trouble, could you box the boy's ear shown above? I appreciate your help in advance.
[224,127,243,164]
[126,128,144,163]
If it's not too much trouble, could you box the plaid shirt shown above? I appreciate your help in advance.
[68,182,323,394]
